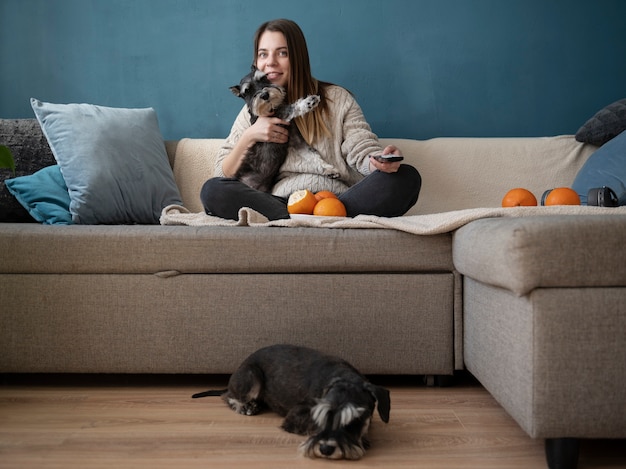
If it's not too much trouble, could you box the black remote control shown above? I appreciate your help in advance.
[372,154,404,163]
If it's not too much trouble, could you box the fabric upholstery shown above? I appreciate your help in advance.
[464,278,626,438]
[378,136,596,215]
[0,223,452,274]
[165,136,597,216]
[166,138,221,213]
[453,215,626,295]
[0,272,454,375]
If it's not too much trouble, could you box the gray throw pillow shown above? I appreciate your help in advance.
[31,98,183,224]
[575,98,626,146]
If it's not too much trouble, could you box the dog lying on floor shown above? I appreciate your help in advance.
[192,344,390,460]
[229,66,320,192]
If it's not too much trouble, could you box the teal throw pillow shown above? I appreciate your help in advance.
[572,129,626,205]
[31,98,182,224]
[5,165,73,224]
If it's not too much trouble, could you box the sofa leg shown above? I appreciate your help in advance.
[423,374,454,387]
[545,438,579,469]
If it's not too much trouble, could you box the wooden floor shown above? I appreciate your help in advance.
[0,373,624,469]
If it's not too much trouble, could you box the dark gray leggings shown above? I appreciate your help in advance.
[200,164,422,220]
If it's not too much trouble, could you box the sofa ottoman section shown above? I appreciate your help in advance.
[453,214,626,467]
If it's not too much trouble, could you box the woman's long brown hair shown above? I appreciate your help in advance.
[253,19,331,145]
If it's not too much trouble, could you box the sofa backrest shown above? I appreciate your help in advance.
[381,136,597,215]
[165,139,222,214]
[165,136,597,215]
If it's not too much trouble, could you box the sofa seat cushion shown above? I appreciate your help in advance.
[453,215,626,295]
[0,224,452,274]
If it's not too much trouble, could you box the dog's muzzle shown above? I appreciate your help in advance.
[301,434,367,460]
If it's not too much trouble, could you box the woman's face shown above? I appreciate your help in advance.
[256,30,290,89]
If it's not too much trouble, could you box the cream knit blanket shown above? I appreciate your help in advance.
[160,204,626,235]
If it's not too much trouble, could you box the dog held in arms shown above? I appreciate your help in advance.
[192,344,390,460]
[229,66,321,192]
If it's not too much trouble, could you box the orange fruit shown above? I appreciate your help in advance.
[314,190,338,201]
[287,189,318,214]
[313,197,347,217]
[502,188,538,207]
[544,187,581,206]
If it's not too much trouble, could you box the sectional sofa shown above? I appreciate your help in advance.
[1,113,625,469]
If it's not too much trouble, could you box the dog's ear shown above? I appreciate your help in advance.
[366,383,390,423]
[230,85,242,97]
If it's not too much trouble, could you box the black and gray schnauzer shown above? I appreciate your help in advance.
[229,66,321,192]
[192,344,390,460]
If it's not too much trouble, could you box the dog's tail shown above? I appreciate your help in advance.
[192,389,227,398]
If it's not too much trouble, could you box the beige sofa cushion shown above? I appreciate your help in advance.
[166,139,221,213]
[0,223,452,275]
[453,214,626,295]
[380,136,597,215]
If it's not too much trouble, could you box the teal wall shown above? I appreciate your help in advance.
[1,0,625,140]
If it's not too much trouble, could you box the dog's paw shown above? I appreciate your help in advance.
[226,396,261,416]
[291,95,320,117]
[302,95,321,111]
[241,400,261,416]
[282,405,316,435]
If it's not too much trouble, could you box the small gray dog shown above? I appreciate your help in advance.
[229,66,320,192]
[192,344,390,460]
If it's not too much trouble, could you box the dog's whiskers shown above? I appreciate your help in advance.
[300,434,366,460]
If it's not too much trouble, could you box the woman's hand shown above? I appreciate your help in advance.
[221,116,290,176]
[369,144,403,173]
[249,116,290,144]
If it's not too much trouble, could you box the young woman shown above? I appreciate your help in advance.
[201,18,421,220]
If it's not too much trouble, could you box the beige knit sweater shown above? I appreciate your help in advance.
[214,85,385,198]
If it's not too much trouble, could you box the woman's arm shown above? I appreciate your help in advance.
[331,87,401,175]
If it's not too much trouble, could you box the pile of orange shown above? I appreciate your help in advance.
[501,187,580,207]
[287,190,347,217]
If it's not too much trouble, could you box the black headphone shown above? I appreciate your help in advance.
[587,186,619,207]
